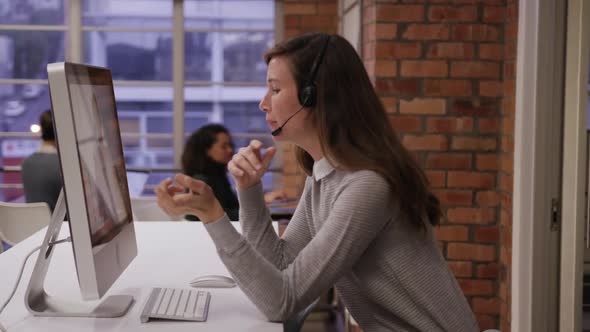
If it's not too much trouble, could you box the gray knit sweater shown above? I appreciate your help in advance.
[204,158,478,331]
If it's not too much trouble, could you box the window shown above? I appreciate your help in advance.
[0,0,275,200]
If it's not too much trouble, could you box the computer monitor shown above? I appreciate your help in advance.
[24,62,137,317]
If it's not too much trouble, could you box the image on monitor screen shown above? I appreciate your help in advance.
[67,72,131,246]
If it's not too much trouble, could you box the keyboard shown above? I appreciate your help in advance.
[140,287,211,323]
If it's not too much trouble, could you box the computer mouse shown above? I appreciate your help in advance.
[189,275,236,288]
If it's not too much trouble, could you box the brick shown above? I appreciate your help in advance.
[285,16,301,29]
[476,191,500,207]
[318,2,338,15]
[377,5,425,22]
[452,24,501,42]
[426,117,473,133]
[389,115,423,133]
[448,171,495,189]
[437,225,469,242]
[365,59,397,77]
[364,23,398,41]
[476,314,496,331]
[449,243,496,262]
[403,135,448,151]
[433,189,473,206]
[447,207,495,224]
[473,297,501,314]
[451,61,500,79]
[363,5,377,24]
[452,137,497,151]
[403,24,450,40]
[501,155,513,173]
[426,170,446,187]
[284,3,317,15]
[475,227,500,243]
[364,41,376,60]
[428,5,477,22]
[501,136,514,153]
[477,263,499,279]
[452,99,499,116]
[400,98,446,114]
[457,278,495,294]
[479,81,503,97]
[479,43,504,60]
[478,118,500,133]
[448,261,473,277]
[375,78,420,95]
[483,6,506,23]
[507,2,518,20]
[476,154,499,171]
[376,42,422,58]
[426,153,472,170]
[301,16,336,28]
[500,173,512,192]
[424,79,472,96]
[505,21,518,40]
[503,117,515,133]
[401,60,448,77]
[428,42,474,59]
[381,96,398,113]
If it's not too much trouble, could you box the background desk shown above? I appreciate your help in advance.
[0,222,282,332]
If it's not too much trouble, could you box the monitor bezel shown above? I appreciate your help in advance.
[47,62,137,300]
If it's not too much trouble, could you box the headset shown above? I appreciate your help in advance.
[298,34,331,107]
[271,35,331,136]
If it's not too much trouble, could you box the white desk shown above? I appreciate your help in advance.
[0,222,282,331]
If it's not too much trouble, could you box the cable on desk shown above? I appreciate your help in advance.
[0,237,72,332]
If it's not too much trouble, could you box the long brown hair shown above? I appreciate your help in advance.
[264,33,441,228]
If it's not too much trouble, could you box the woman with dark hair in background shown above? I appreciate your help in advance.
[182,124,286,221]
[157,33,477,331]
[181,124,239,221]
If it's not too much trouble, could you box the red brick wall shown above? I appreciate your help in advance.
[362,1,515,330]
[499,0,517,331]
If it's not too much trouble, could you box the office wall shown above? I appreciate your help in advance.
[277,0,519,331]
[499,1,517,331]
[361,1,517,331]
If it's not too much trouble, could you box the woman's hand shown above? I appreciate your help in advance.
[228,139,276,190]
[155,174,225,223]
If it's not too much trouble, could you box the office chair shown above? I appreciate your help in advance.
[0,201,52,246]
[131,197,183,222]
[283,298,320,332]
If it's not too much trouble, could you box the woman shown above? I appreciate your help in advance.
[156,33,478,331]
[182,124,285,221]
[181,124,239,221]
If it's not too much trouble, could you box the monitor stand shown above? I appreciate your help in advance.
[24,190,134,317]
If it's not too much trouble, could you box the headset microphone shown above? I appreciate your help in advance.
[271,103,306,137]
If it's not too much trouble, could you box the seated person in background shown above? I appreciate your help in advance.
[182,124,239,221]
[21,110,63,212]
[182,124,287,221]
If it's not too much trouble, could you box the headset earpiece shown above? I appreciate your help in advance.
[298,85,316,107]
[298,35,330,108]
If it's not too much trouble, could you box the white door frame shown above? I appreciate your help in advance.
[559,0,590,330]
[512,0,566,331]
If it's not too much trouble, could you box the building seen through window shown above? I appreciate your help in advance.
[0,0,275,201]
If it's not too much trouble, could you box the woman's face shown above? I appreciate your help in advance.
[207,132,233,165]
[259,56,312,142]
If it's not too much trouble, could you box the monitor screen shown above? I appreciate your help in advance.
[66,68,132,246]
